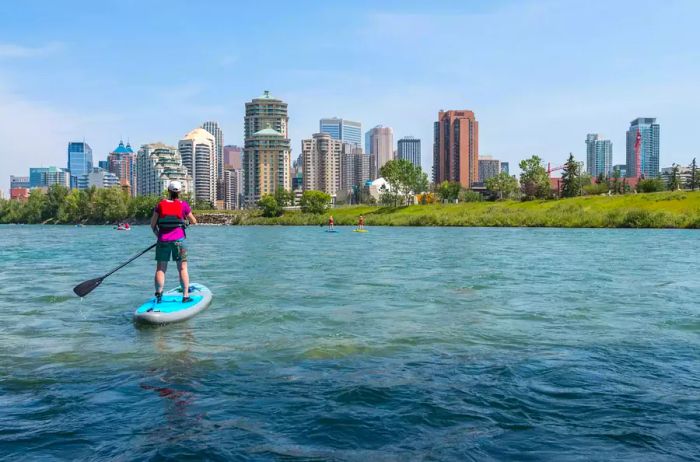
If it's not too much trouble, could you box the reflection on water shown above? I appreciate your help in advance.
[0,225,699,460]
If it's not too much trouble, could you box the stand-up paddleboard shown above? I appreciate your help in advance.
[134,283,212,324]
[325,229,338,233]
[353,229,368,233]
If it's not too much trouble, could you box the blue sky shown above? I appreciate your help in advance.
[1,0,699,191]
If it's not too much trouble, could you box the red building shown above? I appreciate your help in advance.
[433,110,479,189]
[10,188,30,201]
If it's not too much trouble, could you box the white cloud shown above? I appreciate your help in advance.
[0,42,64,59]
[0,79,122,191]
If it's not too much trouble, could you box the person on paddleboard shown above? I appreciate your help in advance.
[358,215,365,230]
[150,181,197,303]
[328,215,335,231]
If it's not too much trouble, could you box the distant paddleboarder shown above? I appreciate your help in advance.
[150,181,197,303]
[358,215,365,230]
[328,215,335,231]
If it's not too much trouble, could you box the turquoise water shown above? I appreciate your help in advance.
[1,225,699,460]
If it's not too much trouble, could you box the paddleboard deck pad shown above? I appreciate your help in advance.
[134,283,212,324]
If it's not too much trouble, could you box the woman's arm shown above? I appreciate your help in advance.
[150,211,159,236]
[187,212,197,225]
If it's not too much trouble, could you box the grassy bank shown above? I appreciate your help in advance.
[196,191,700,228]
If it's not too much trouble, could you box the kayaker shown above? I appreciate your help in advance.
[358,215,365,230]
[328,215,335,231]
[150,181,197,303]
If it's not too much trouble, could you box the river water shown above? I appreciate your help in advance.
[1,225,698,460]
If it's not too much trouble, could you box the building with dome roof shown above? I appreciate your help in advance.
[244,125,291,205]
[107,140,136,196]
[243,91,292,206]
[136,142,192,197]
[178,128,216,204]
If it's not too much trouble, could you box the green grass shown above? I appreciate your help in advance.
[195,191,700,228]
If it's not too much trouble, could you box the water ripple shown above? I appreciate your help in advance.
[1,225,699,460]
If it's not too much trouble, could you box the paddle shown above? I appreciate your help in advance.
[73,243,157,297]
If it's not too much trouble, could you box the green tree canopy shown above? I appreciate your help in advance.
[519,155,551,200]
[300,190,331,214]
[485,172,519,200]
[258,194,282,217]
[379,159,428,206]
[274,189,294,207]
[436,180,461,203]
[561,153,582,198]
[668,164,681,191]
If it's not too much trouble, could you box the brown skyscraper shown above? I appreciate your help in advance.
[433,110,479,188]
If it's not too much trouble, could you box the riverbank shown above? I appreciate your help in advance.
[195,191,700,228]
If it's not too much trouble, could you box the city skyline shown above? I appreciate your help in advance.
[2,1,700,191]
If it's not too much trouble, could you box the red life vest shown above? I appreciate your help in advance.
[157,199,187,232]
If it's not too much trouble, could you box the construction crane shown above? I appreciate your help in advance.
[547,162,565,178]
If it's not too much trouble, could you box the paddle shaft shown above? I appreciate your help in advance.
[103,243,157,278]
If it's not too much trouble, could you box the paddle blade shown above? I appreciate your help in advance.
[73,277,104,297]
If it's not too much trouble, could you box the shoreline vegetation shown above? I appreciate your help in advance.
[198,191,700,228]
[3,186,700,228]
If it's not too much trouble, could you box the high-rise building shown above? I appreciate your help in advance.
[340,143,369,199]
[223,168,243,210]
[366,126,394,179]
[397,137,421,167]
[201,121,224,180]
[585,134,613,177]
[301,133,343,198]
[433,110,479,188]
[107,140,137,196]
[626,118,660,178]
[245,91,288,138]
[243,91,291,205]
[67,141,93,188]
[77,167,119,189]
[10,176,30,189]
[244,126,291,204]
[179,128,216,204]
[319,117,362,146]
[500,162,510,175]
[478,156,501,183]
[136,142,192,196]
[29,167,71,188]
[223,145,243,170]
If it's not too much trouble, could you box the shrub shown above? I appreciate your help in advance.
[459,190,483,202]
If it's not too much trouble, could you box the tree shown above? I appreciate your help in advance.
[274,189,294,207]
[690,158,698,191]
[436,180,461,202]
[611,167,622,194]
[519,155,551,200]
[43,184,69,221]
[300,190,331,214]
[486,172,519,200]
[668,164,681,191]
[258,194,282,217]
[21,189,47,223]
[379,159,428,206]
[560,153,583,198]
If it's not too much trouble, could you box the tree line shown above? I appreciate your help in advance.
[0,185,212,224]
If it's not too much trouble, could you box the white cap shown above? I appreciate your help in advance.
[167,180,182,192]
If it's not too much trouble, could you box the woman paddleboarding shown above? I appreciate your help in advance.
[151,181,197,303]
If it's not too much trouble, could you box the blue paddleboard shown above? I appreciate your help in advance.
[134,283,212,324]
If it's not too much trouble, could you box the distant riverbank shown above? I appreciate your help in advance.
[194,191,700,228]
